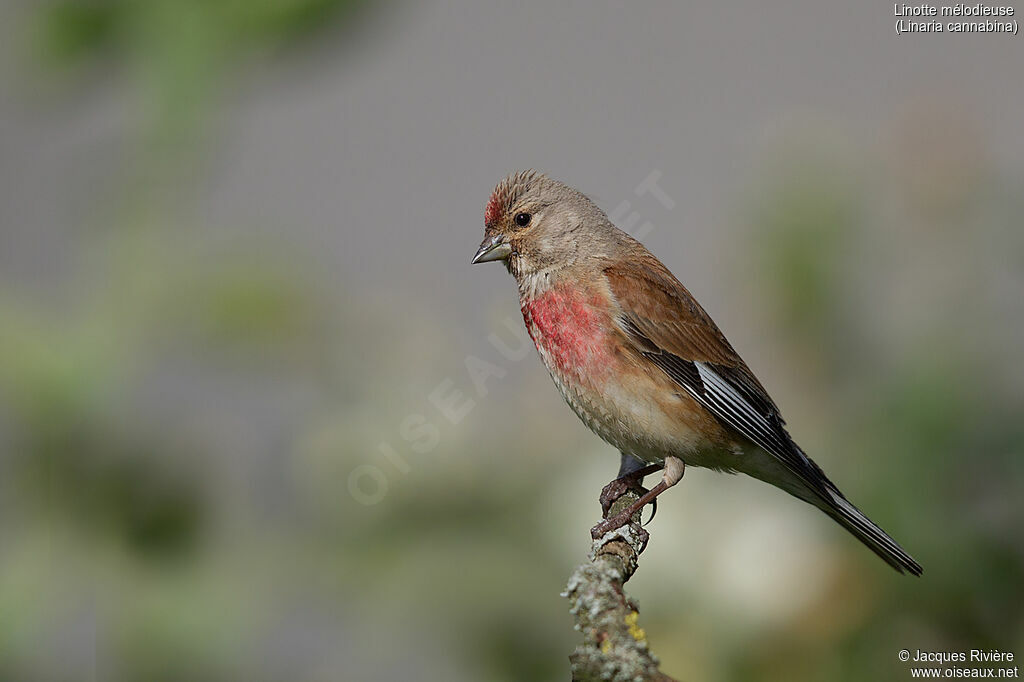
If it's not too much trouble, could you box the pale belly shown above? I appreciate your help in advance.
[543,349,721,464]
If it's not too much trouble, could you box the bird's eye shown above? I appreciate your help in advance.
[514,212,532,227]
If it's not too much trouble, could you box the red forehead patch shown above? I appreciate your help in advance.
[484,170,541,226]
[484,189,504,226]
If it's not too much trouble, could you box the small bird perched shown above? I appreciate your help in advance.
[472,170,922,575]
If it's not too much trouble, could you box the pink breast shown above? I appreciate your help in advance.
[522,286,611,383]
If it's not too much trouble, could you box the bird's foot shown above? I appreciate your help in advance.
[590,511,650,551]
[591,459,683,551]
[593,474,653,551]
[598,474,649,518]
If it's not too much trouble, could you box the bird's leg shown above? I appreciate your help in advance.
[616,452,658,479]
[591,456,685,542]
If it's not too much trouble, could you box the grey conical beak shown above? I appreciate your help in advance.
[472,234,512,264]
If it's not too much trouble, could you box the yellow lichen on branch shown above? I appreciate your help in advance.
[563,487,680,682]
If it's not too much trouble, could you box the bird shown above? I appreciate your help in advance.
[471,170,922,575]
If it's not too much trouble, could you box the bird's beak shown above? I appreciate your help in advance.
[472,234,512,264]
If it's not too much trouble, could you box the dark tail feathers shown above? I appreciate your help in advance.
[822,489,923,576]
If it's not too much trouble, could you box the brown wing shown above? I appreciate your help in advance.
[605,256,924,576]
[604,259,829,498]
[603,259,773,403]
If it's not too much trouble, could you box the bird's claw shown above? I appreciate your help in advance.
[644,497,657,526]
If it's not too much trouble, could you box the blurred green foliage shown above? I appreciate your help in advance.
[751,158,857,342]
[29,0,375,181]
[35,0,372,66]
[710,145,1024,681]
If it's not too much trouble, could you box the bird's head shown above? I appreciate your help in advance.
[472,170,611,279]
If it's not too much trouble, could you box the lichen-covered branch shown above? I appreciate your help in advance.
[563,488,679,682]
